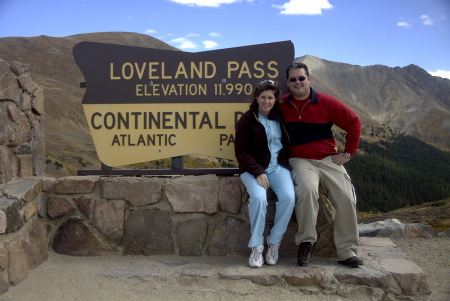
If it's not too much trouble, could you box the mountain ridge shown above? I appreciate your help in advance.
[0,32,449,177]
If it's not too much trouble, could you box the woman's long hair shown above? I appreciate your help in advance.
[249,80,281,111]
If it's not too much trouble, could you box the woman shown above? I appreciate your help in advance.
[235,80,295,268]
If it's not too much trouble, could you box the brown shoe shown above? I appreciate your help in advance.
[297,242,313,266]
[338,256,363,268]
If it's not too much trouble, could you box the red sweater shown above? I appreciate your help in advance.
[280,88,361,160]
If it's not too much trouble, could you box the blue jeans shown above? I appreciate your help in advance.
[240,165,295,247]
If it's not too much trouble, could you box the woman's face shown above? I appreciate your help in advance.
[256,89,276,117]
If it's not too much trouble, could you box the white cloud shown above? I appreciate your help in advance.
[420,15,435,26]
[273,0,333,15]
[397,21,412,29]
[203,40,219,49]
[209,32,222,37]
[428,70,450,80]
[170,37,199,50]
[145,29,157,34]
[187,33,200,37]
[169,0,252,8]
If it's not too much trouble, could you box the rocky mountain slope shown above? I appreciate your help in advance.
[0,32,449,177]
[297,55,450,149]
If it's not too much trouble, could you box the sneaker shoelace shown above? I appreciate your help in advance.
[267,243,279,258]
[250,246,263,261]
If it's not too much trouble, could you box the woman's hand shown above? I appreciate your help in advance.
[256,174,270,190]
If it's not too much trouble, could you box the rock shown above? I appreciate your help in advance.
[219,177,245,214]
[52,217,115,256]
[123,209,174,256]
[219,266,281,286]
[165,175,219,214]
[99,177,162,206]
[207,216,250,257]
[47,196,75,219]
[92,200,125,245]
[54,176,98,194]
[7,239,28,286]
[283,266,326,286]
[176,216,208,256]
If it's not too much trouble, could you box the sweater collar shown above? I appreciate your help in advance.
[285,87,318,104]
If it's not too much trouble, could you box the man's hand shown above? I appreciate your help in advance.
[256,174,270,190]
[332,153,351,166]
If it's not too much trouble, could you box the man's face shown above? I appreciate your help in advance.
[286,68,311,100]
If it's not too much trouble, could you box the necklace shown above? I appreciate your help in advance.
[290,100,311,120]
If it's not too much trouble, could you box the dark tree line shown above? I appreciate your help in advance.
[344,134,450,213]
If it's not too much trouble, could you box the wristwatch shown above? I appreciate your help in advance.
[344,152,352,159]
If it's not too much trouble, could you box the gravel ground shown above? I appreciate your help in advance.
[1,237,449,301]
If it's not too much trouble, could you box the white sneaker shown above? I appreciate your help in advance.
[249,245,264,268]
[265,239,280,265]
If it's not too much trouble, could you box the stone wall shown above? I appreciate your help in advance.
[0,59,45,184]
[0,174,304,293]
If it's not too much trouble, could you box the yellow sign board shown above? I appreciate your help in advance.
[73,41,294,167]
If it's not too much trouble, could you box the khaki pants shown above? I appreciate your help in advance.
[290,156,359,260]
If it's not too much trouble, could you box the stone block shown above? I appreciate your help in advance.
[0,146,18,184]
[99,177,162,206]
[21,220,48,269]
[219,266,281,286]
[9,61,30,75]
[73,196,92,218]
[124,209,174,256]
[0,198,23,233]
[19,156,33,178]
[54,176,98,194]
[17,74,38,94]
[52,216,115,256]
[404,224,439,238]
[207,216,250,257]
[7,239,28,286]
[47,196,75,219]
[0,60,21,102]
[219,177,245,214]
[23,201,37,221]
[283,266,326,286]
[334,266,388,288]
[176,216,208,256]
[8,113,32,147]
[165,175,219,214]
[379,257,430,295]
[2,178,41,204]
[31,86,44,115]
[93,200,125,245]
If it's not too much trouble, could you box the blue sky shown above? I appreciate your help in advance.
[1,0,449,79]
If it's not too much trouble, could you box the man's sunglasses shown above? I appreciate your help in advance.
[289,76,307,82]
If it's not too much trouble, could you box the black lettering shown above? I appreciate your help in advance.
[199,112,212,129]
[91,112,102,130]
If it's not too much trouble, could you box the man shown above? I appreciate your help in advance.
[280,62,363,268]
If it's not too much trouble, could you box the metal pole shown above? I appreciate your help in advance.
[171,156,184,170]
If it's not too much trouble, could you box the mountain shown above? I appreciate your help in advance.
[0,32,449,178]
[297,55,450,150]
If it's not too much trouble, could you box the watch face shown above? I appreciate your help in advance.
[344,153,351,159]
